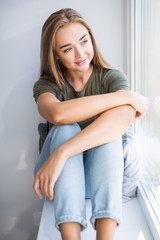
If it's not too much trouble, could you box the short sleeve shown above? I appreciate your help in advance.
[33,79,58,102]
[103,69,129,93]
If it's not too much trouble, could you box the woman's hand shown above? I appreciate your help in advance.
[131,92,149,119]
[119,90,149,119]
[33,147,66,200]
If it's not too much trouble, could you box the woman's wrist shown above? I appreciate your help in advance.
[55,143,71,161]
[116,90,133,106]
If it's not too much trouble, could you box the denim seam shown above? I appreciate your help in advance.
[90,210,121,230]
[55,215,87,232]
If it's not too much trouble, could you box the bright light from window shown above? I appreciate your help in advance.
[138,230,145,240]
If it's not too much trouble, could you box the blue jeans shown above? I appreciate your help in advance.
[34,123,134,231]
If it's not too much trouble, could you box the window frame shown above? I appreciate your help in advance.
[125,0,160,239]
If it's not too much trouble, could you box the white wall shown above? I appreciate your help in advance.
[0,0,124,239]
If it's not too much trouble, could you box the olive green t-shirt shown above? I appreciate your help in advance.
[33,66,129,130]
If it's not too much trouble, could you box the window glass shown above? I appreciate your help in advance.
[134,0,160,210]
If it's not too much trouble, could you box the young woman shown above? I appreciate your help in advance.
[33,8,149,240]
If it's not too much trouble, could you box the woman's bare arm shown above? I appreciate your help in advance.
[37,90,149,124]
[59,105,135,158]
[33,105,136,200]
[33,90,149,199]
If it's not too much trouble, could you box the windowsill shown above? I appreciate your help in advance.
[37,191,153,240]
[137,181,160,240]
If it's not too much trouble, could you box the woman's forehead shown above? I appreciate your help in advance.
[55,22,89,47]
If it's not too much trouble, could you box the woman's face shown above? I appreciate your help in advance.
[55,22,94,73]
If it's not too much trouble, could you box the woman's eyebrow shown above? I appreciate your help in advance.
[79,33,87,41]
[60,34,88,49]
[60,43,71,49]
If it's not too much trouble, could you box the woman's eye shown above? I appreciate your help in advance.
[82,39,88,45]
[64,48,72,53]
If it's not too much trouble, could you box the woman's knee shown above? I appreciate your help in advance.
[50,123,80,138]
[49,123,81,150]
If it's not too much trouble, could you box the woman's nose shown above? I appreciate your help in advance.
[75,46,84,58]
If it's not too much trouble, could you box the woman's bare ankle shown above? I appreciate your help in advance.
[96,218,117,240]
[59,222,81,240]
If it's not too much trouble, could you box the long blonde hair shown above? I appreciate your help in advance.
[40,8,112,90]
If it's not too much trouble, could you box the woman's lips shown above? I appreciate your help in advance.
[75,58,87,65]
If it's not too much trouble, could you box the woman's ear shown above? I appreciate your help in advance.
[55,58,61,64]
[54,55,60,62]
[54,51,59,60]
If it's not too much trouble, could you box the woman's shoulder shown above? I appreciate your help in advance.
[93,66,129,92]
[95,66,127,80]
[33,77,59,89]
[33,77,61,102]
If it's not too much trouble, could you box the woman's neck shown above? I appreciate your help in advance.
[64,64,93,92]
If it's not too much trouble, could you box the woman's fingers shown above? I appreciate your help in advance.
[131,91,150,116]
[33,150,66,200]
[135,111,142,119]
[33,176,43,199]
[137,95,149,116]
[125,91,149,118]
[48,178,55,200]
[43,176,50,198]
[39,175,44,193]
[42,176,54,200]
[33,172,55,200]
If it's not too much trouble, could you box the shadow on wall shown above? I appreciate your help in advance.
[0,71,44,239]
